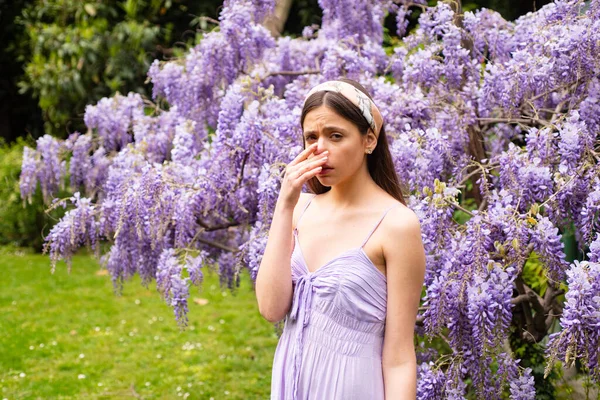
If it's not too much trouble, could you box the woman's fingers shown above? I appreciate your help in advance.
[287,148,327,178]
[277,144,327,208]
[294,154,328,181]
[289,143,318,166]
[303,160,325,179]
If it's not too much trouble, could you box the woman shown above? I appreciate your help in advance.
[255,78,426,399]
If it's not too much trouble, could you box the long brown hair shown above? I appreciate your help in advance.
[300,77,407,205]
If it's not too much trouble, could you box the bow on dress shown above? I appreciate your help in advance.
[289,273,316,400]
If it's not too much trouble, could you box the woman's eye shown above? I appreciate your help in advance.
[305,134,341,140]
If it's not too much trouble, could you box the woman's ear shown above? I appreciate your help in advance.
[366,130,377,150]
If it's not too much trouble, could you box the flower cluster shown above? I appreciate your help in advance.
[43,192,100,273]
[156,248,190,327]
[546,260,600,381]
[19,134,66,204]
[83,92,144,152]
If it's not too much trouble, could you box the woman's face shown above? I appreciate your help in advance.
[302,104,369,186]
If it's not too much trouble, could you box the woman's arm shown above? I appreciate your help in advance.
[255,200,295,323]
[381,207,426,399]
[256,142,325,323]
[255,192,310,323]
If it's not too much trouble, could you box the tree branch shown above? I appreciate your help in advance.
[263,69,321,79]
[514,276,536,341]
[197,220,241,232]
[195,236,239,253]
[476,117,553,127]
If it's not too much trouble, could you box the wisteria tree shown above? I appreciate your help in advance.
[19,0,600,397]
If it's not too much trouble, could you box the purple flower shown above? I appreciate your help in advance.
[156,248,190,327]
[417,361,445,400]
[185,253,205,286]
[69,133,93,189]
[546,260,600,382]
[467,264,516,351]
[43,192,100,273]
[19,146,39,205]
[527,215,570,282]
[509,367,536,400]
[84,92,144,152]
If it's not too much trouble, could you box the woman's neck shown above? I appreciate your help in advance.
[321,164,381,211]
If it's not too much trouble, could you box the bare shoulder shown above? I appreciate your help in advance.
[383,203,421,235]
[292,192,315,228]
[381,203,425,275]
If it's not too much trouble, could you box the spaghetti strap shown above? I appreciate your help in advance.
[360,203,401,249]
[294,194,317,233]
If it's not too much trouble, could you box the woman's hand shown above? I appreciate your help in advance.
[277,143,328,209]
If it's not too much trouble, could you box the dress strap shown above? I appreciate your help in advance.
[360,203,401,249]
[294,194,317,233]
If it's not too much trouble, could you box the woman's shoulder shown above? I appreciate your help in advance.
[298,192,316,207]
[382,201,420,235]
[292,192,317,227]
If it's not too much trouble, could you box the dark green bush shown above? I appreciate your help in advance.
[0,137,68,250]
[14,0,222,138]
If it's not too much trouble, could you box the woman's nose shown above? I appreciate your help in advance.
[315,140,329,156]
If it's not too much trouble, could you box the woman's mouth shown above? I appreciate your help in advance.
[318,166,333,175]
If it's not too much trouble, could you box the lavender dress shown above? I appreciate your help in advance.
[270,194,400,400]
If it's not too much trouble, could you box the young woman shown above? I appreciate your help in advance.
[255,78,426,399]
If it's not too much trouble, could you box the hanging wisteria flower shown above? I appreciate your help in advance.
[509,367,536,400]
[43,192,100,273]
[579,177,600,245]
[416,361,445,400]
[546,260,600,382]
[69,133,93,190]
[589,234,600,263]
[527,215,570,282]
[185,252,206,286]
[84,92,145,152]
[467,263,516,352]
[156,248,190,327]
[19,146,38,205]
[19,134,67,204]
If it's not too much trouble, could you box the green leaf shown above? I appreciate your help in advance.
[84,4,97,17]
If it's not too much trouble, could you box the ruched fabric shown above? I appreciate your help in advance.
[270,194,399,400]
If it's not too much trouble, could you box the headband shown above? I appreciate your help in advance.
[303,80,383,138]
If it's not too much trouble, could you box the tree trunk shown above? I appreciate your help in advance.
[448,0,487,208]
[262,0,293,37]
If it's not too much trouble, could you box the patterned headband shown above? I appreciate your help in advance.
[303,80,383,138]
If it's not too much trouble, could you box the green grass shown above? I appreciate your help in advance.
[0,246,278,399]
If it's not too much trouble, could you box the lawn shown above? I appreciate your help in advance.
[0,246,278,399]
